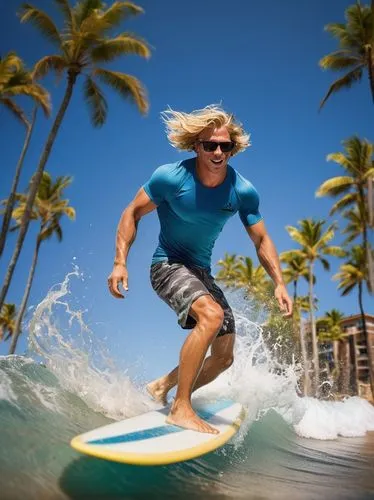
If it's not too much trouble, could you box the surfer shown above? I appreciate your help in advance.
[108,105,292,434]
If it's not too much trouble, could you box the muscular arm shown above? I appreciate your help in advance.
[114,187,157,266]
[246,220,292,316]
[108,188,157,298]
[246,220,284,286]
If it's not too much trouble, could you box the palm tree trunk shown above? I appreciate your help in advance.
[348,333,358,395]
[358,185,372,294]
[367,43,374,103]
[0,70,78,313]
[9,235,42,354]
[299,315,310,396]
[0,107,37,258]
[292,280,299,342]
[308,261,319,396]
[338,340,350,395]
[332,340,339,391]
[358,281,374,398]
[368,177,374,293]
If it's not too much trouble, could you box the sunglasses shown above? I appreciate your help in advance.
[198,140,235,153]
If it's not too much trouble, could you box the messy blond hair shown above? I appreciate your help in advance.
[161,104,250,156]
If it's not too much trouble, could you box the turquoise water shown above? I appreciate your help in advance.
[1,272,374,499]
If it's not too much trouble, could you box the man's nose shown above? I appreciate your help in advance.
[214,145,223,155]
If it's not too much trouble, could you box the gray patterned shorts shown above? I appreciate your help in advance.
[150,260,235,337]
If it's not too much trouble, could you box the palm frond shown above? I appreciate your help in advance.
[99,2,144,31]
[19,4,62,46]
[32,55,67,80]
[94,68,148,114]
[285,225,306,247]
[0,53,24,86]
[280,249,305,261]
[316,176,354,197]
[54,0,75,31]
[324,22,357,47]
[319,257,330,271]
[90,33,150,63]
[73,0,103,27]
[0,97,29,126]
[345,3,372,44]
[3,83,51,116]
[326,151,353,169]
[40,224,58,241]
[84,76,108,126]
[363,168,374,181]
[319,52,363,71]
[319,67,363,110]
[55,224,63,241]
[329,192,358,215]
[63,206,76,219]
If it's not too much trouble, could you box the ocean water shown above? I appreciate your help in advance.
[1,270,374,500]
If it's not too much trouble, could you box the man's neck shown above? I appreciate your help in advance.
[195,157,227,188]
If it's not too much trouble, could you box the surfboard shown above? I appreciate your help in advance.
[71,399,246,465]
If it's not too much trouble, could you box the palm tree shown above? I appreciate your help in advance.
[215,253,240,287]
[316,136,374,292]
[280,253,312,393]
[0,53,51,257]
[317,309,352,394]
[280,253,310,303]
[0,0,150,313]
[319,2,374,109]
[282,219,345,395]
[7,171,75,354]
[216,254,271,304]
[0,52,49,124]
[0,303,17,342]
[316,137,373,216]
[235,256,271,298]
[333,245,374,396]
[341,203,368,244]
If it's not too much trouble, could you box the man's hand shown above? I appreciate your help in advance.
[274,284,293,318]
[108,264,128,299]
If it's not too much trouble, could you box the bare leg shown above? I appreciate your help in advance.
[146,334,234,404]
[157,295,226,434]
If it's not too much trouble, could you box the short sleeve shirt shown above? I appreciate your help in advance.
[143,158,263,269]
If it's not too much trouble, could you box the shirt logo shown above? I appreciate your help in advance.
[221,202,235,213]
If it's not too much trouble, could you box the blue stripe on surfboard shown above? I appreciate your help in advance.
[87,399,234,446]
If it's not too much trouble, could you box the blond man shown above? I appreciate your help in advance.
[108,105,292,434]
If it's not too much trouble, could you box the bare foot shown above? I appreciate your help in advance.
[146,380,168,406]
[166,400,219,434]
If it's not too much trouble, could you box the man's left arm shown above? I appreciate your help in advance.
[245,220,293,317]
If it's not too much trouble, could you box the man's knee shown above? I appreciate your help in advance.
[201,304,224,332]
[193,297,224,335]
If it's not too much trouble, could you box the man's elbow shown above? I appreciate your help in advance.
[121,204,137,224]
[254,234,266,252]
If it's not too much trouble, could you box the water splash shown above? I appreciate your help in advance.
[26,267,153,420]
[192,290,374,441]
[19,269,374,439]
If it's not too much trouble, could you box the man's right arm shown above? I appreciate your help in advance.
[108,187,157,299]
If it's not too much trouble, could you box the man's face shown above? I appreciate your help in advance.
[195,126,233,174]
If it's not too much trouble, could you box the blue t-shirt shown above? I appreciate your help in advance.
[143,158,263,269]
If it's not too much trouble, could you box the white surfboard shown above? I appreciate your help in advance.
[71,399,246,465]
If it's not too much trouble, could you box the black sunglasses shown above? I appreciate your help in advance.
[198,141,235,153]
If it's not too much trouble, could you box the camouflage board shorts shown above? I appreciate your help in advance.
[150,260,235,337]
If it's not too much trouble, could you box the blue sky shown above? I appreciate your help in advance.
[0,0,372,376]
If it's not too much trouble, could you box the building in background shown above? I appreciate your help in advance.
[306,314,374,401]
